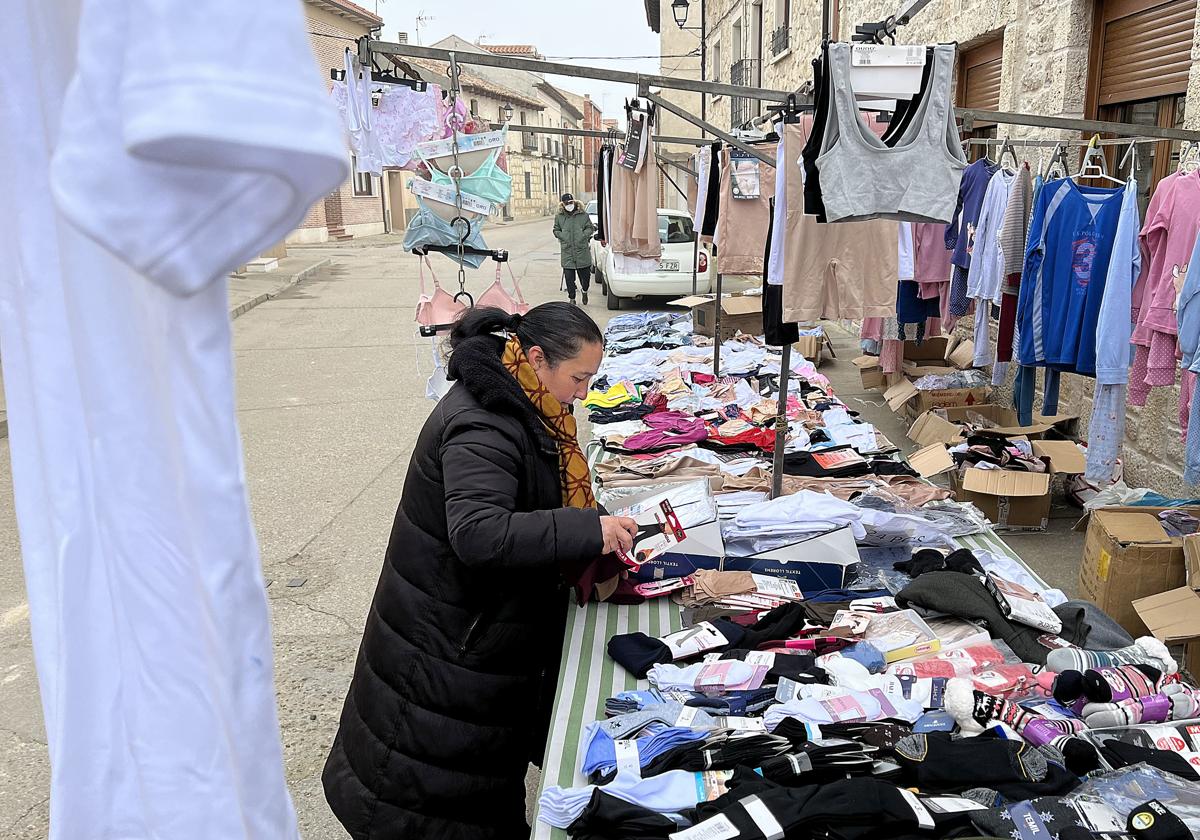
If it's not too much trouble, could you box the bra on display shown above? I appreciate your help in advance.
[414,257,468,331]
[402,178,491,268]
[421,131,513,206]
[476,263,529,316]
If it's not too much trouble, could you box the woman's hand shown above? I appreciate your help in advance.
[599,515,639,555]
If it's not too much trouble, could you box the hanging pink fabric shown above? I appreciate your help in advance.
[476,263,529,315]
[414,257,466,331]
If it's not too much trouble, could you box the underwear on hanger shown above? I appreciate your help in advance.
[402,178,491,268]
[421,131,513,206]
[414,257,467,331]
[475,262,528,315]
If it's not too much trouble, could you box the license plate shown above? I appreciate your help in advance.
[658,259,680,272]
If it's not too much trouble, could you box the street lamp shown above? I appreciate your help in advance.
[671,0,689,28]
[501,102,514,123]
[669,0,706,132]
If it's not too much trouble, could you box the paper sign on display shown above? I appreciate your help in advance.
[661,622,730,660]
[730,151,761,199]
[751,574,801,600]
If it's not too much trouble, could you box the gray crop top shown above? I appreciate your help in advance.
[816,42,967,224]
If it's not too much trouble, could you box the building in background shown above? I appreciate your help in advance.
[642,0,1200,490]
[296,0,388,244]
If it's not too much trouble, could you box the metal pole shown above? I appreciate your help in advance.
[368,40,795,102]
[488,121,712,148]
[713,273,723,378]
[770,342,791,499]
[700,0,707,139]
[691,236,700,295]
[643,91,777,166]
[956,108,1200,143]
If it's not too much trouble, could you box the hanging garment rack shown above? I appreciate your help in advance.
[365,32,1200,499]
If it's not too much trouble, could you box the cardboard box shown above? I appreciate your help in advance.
[794,333,834,367]
[1133,586,1200,677]
[670,293,763,341]
[1079,507,1197,637]
[953,468,1052,531]
[908,405,1080,448]
[1185,534,1200,588]
[902,335,976,370]
[853,355,885,390]
[883,378,990,419]
[722,526,861,593]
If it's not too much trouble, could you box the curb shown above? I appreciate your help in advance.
[229,258,331,320]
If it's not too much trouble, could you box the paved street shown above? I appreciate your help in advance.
[0,217,1084,839]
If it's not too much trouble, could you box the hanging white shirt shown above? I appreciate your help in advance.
[0,2,347,839]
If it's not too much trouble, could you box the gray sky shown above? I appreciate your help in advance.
[377,0,694,124]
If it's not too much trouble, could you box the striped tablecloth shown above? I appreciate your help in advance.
[529,525,1044,839]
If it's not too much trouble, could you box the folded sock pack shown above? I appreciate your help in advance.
[607,619,747,678]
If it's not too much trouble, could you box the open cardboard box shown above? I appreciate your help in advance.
[883,378,990,420]
[903,335,976,370]
[795,332,834,367]
[908,404,1080,448]
[1133,583,1200,678]
[912,440,1086,531]
[670,293,763,341]
[853,355,885,390]
[1079,507,1200,638]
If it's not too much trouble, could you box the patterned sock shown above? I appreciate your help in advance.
[1083,664,1162,703]
[970,691,1035,730]
[1052,670,1087,705]
[1168,686,1200,720]
[1045,637,1177,675]
[1082,694,1173,728]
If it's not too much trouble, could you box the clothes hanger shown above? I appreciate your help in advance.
[1179,140,1200,174]
[999,137,1020,171]
[1043,143,1071,180]
[1118,139,1138,180]
[1074,134,1124,185]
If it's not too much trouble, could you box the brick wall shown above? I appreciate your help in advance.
[294,5,384,240]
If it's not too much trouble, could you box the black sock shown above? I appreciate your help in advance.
[894,731,1047,789]
[1128,800,1191,840]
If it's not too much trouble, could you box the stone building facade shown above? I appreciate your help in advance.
[296,0,389,243]
[647,0,1200,491]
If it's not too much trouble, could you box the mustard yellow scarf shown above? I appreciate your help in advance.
[501,335,596,509]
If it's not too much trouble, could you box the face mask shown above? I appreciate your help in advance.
[565,202,575,212]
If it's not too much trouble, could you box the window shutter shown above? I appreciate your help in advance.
[1097,0,1196,106]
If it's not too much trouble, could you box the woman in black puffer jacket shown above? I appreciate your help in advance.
[322,303,638,840]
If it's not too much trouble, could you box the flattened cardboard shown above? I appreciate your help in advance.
[908,411,968,447]
[908,405,1079,444]
[885,379,919,412]
[1185,534,1200,589]
[852,355,881,370]
[1132,587,1200,645]
[909,443,955,478]
[721,296,765,315]
[1095,511,1171,545]
[669,295,712,308]
[962,468,1050,497]
[945,340,976,370]
[1031,440,1087,475]
[903,361,958,379]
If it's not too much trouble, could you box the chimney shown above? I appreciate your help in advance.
[397,31,409,44]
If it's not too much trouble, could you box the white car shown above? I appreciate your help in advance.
[592,208,753,310]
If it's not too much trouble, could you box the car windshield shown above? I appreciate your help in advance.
[586,200,598,215]
[657,215,695,244]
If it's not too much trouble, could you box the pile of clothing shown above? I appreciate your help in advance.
[539,545,1200,839]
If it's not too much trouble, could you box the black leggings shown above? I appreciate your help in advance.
[563,267,591,297]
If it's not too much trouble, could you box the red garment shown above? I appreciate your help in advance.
[702,425,777,453]
[996,275,1020,363]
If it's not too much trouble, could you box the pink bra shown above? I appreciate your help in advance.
[476,263,529,316]
[415,257,468,332]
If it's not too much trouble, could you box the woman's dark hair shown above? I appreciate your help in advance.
[448,303,603,366]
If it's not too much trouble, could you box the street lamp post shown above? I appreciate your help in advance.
[671,0,706,132]
[501,102,514,124]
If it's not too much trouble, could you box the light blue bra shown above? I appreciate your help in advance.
[430,147,513,206]
[402,197,489,268]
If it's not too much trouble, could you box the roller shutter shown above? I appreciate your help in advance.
[1097,0,1196,106]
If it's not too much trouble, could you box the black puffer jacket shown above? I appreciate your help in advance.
[323,334,604,840]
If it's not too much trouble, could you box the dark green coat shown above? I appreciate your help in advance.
[553,205,595,269]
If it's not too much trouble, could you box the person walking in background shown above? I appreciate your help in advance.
[552,192,595,305]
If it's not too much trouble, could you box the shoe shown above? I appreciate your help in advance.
[582,291,589,305]
[569,297,577,306]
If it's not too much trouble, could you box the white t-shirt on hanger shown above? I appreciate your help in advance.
[0,1,347,839]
